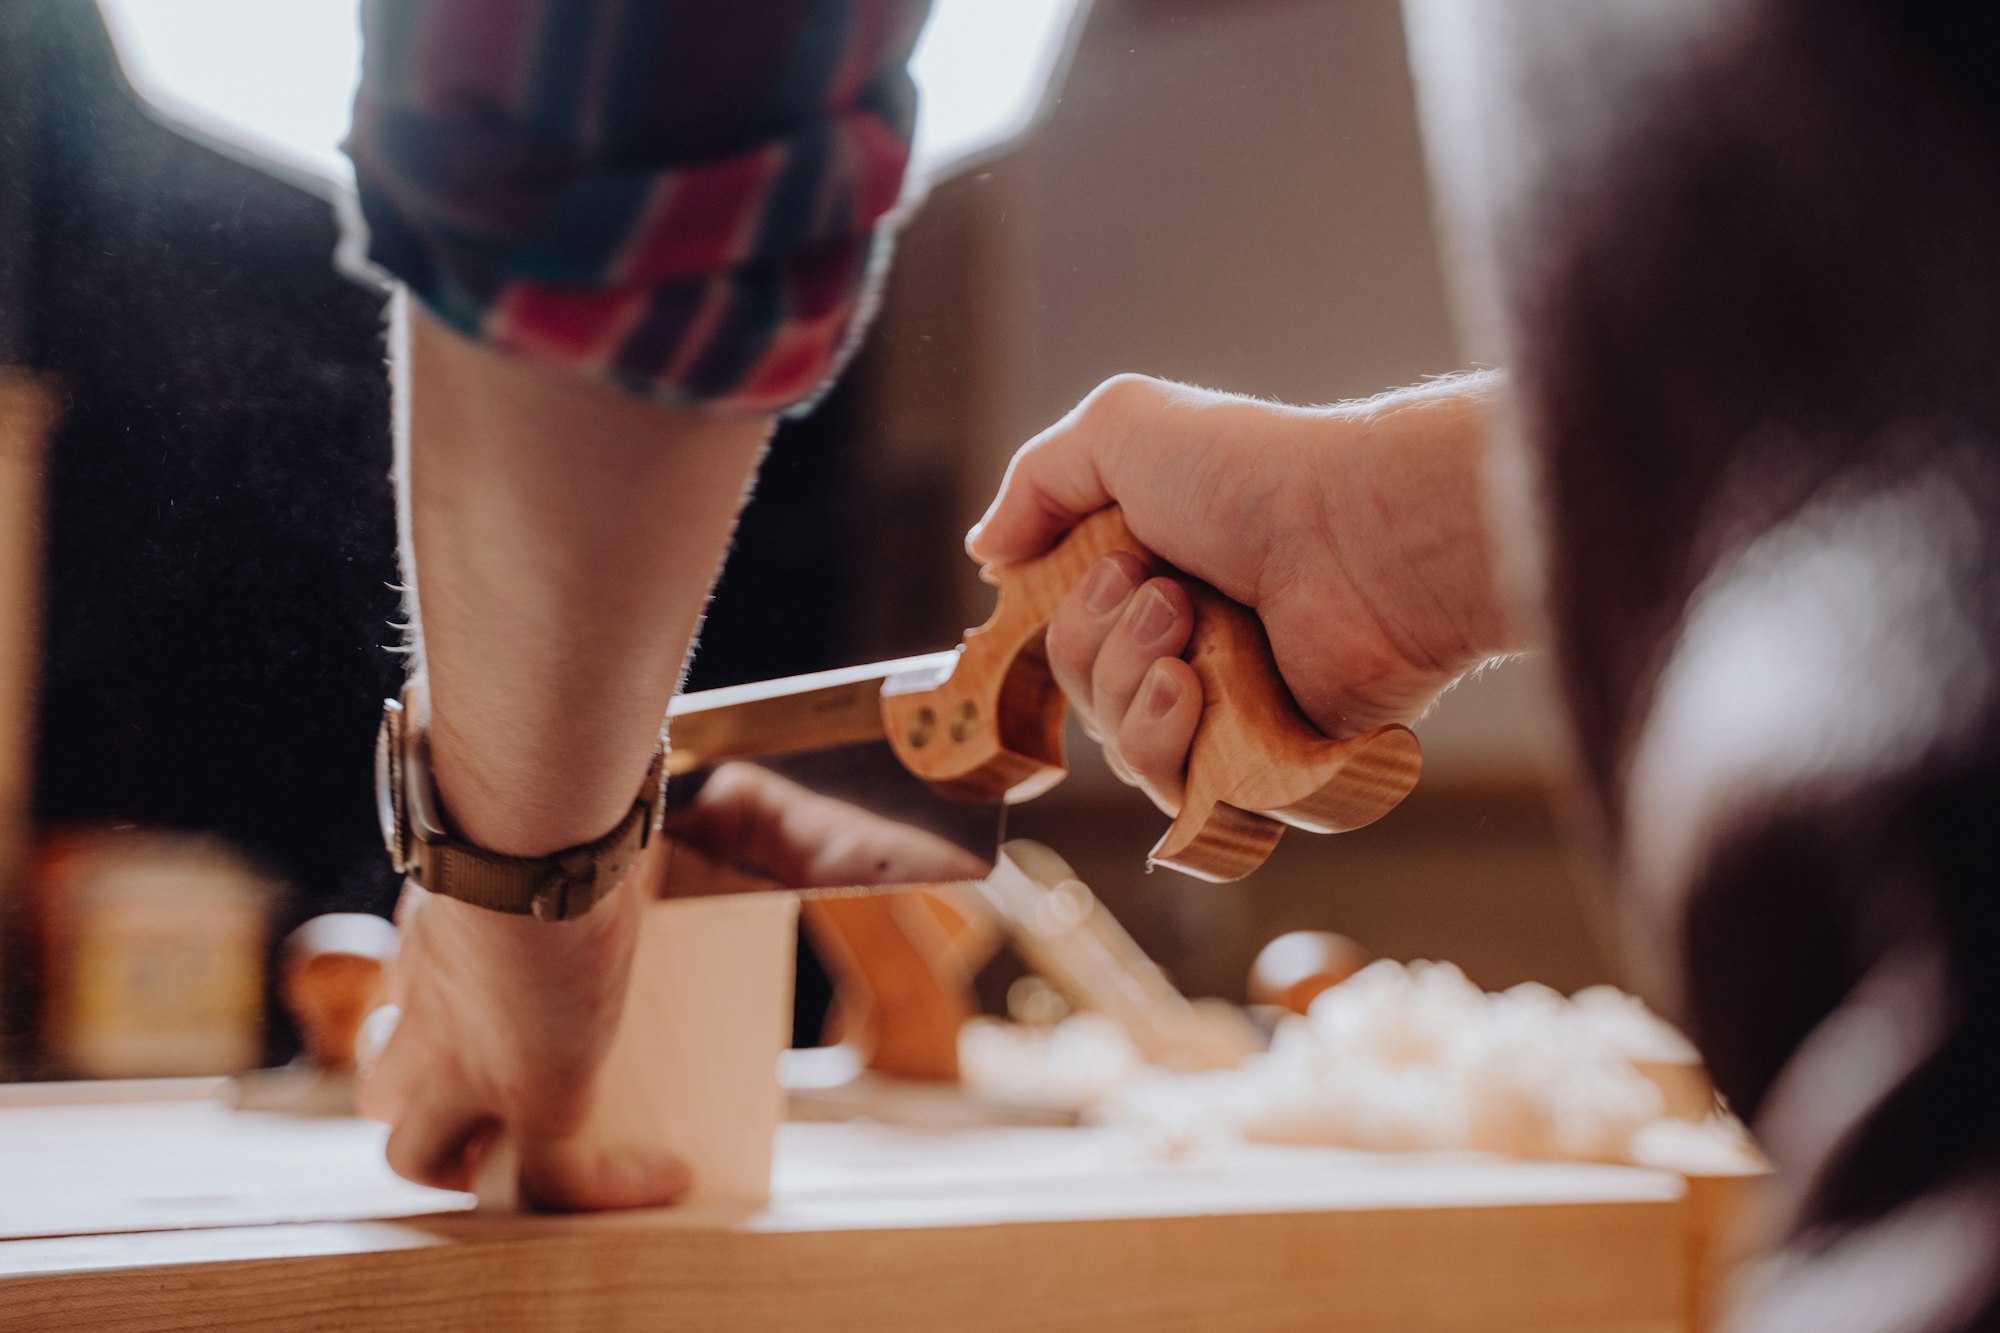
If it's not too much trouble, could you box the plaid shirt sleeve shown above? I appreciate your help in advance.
[341,1,931,415]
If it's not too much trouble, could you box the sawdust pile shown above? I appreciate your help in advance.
[963,959,1751,1167]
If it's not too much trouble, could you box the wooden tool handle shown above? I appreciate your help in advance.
[804,888,997,1083]
[280,914,398,1071]
[883,507,1422,881]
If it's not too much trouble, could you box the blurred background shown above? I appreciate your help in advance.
[0,0,1609,1081]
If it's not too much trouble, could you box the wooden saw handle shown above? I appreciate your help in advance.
[881,506,1422,882]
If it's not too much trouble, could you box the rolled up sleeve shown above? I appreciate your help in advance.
[342,0,930,415]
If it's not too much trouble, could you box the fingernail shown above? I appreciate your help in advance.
[1082,557,1136,614]
[1142,666,1181,719]
[1131,587,1177,643]
[963,521,985,556]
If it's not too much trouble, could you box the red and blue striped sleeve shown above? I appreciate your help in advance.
[341,1,931,415]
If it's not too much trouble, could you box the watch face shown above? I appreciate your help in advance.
[375,698,407,871]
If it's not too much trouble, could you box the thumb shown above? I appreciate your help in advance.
[967,376,1169,564]
[521,1135,692,1212]
[965,450,1106,566]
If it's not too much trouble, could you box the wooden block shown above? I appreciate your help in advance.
[1629,1131,1770,1333]
[574,891,799,1205]
[1677,1170,1755,1333]
[802,887,993,1082]
[0,372,56,1076]
[461,846,801,1210]
[1633,1058,1717,1122]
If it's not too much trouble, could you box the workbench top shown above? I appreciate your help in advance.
[0,1086,1704,1332]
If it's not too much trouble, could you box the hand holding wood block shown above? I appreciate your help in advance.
[363,838,797,1212]
[564,871,798,1205]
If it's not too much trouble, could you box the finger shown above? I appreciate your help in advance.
[521,1137,693,1212]
[1090,578,1194,751]
[967,375,1172,564]
[1114,657,1203,814]
[382,1078,489,1193]
[1045,553,1147,736]
[965,430,1109,566]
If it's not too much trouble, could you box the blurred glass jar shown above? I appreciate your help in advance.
[33,827,275,1079]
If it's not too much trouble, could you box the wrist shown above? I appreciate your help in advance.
[1326,375,1514,672]
[378,685,663,920]
[426,707,656,860]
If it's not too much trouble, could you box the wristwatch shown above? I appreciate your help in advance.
[375,687,665,921]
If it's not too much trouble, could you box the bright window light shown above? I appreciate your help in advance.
[95,0,1090,197]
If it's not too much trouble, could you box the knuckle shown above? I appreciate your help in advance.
[1080,373,1164,421]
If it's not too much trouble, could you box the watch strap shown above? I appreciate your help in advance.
[405,748,664,921]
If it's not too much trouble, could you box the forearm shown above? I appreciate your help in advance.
[398,301,772,858]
